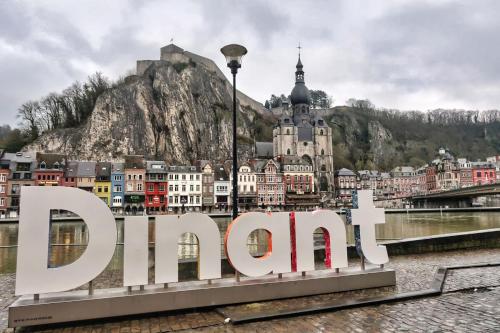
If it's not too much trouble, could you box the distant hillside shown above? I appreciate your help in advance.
[323,106,500,170]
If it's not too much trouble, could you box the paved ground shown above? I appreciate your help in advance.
[1,248,499,332]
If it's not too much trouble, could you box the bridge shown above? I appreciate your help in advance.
[410,183,500,208]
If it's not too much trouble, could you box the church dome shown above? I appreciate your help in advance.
[290,55,310,105]
[290,83,310,105]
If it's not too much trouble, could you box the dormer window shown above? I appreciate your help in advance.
[54,162,60,169]
[40,161,46,169]
[319,120,324,126]
[320,129,324,135]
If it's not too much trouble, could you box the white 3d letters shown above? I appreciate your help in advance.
[124,216,149,286]
[155,213,221,283]
[294,210,348,271]
[351,190,389,265]
[225,212,291,276]
[15,187,117,295]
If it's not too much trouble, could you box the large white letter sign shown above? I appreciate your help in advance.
[225,212,291,277]
[294,211,348,272]
[124,216,149,286]
[155,214,221,284]
[350,190,389,265]
[15,187,117,295]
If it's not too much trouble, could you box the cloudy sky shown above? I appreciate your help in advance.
[1,0,500,126]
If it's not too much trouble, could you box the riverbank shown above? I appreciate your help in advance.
[2,206,500,223]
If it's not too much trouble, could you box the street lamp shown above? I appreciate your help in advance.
[221,44,247,221]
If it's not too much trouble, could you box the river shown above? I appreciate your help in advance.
[0,211,499,274]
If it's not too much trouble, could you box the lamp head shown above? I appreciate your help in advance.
[221,44,247,74]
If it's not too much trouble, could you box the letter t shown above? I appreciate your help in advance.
[350,190,388,265]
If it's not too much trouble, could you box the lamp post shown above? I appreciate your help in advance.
[221,44,247,221]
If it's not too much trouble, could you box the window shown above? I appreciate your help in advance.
[286,129,290,135]
[137,183,143,191]
[0,185,5,193]
[0,198,4,206]
[190,185,194,191]
[190,175,194,181]
[196,185,200,191]
[159,184,165,192]
[169,185,173,191]
[287,148,291,155]
[40,161,46,169]
[138,174,143,180]
[174,185,179,191]
[97,187,102,193]
[12,184,19,194]
[182,185,186,192]
[128,175,132,180]
[148,184,154,192]
[182,175,186,180]
[114,185,122,192]
[321,149,325,155]
[0,174,6,182]
[127,183,133,191]
[196,196,200,204]
[320,129,324,135]
[169,196,173,204]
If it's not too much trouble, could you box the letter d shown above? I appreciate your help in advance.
[15,187,117,295]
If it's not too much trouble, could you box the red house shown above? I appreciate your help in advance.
[34,153,65,186]
[145,161,168,214]
[472,164,496,186]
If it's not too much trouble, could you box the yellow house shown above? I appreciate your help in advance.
[94,162,111,206]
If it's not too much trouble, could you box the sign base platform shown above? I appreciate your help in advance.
[9,267,396,328]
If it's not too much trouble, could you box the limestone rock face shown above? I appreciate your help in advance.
[24,56,266,164]
[367,120,395,166]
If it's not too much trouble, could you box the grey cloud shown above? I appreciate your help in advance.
[1,1,500,125]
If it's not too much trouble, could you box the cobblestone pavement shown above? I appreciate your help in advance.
[1,248,499,332]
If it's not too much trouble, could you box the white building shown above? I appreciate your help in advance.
[167,165,202,212]
[213,165,230,211]
[234,164,258,209]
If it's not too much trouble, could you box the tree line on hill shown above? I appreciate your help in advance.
[264,90,333,109]
[15,72,112,143]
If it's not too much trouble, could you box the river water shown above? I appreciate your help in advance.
[0,212,499,274]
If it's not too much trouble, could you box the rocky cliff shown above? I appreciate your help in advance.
[24,46,274,164]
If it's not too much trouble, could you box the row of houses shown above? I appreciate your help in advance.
[0,151,321,217]
[334,148,499,205]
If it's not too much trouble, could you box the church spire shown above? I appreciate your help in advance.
[295,53,304,83]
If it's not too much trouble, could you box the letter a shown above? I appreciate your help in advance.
[15,187,117,295]
[225,212,291,277]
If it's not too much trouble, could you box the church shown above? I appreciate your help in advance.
[257,54,335,194]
